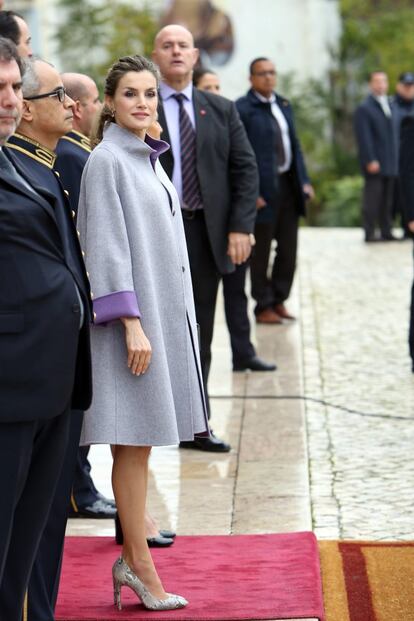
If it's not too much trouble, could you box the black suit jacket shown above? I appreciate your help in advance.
[0,148,92,422]
[158,88,258,274]
[354,94,398,177]
[399,116,414,223]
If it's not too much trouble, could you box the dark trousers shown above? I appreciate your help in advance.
[71,444,98,511]
[26,410,84,620]
[222,262,255,365]
[251,174,299,314]
[0,408,71,621]
[362,175,395,239]
[183,211,220,419]
[409,244,414,365]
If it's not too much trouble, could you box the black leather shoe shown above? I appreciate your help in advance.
[147,536,175,548]
[69,497,117,519]
[115,513,176,546]
[179,432,231,453]
[233,356,277,372]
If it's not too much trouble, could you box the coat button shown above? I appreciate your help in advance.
[172,210,176,216]
[90,291,94,300]
[77,229,81,237]
[93,311,97,321]
[71,210,76,219]
[182,266,185,272]
[54,170,60,177]
[64,189,69,196]
[82,250,86,257]
[72,303,80,314]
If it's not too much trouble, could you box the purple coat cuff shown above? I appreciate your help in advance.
[93,291,140,324]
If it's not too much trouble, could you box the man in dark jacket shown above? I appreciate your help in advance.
[392,72,414,235]
[236,57,313,324]
[399,116,414,370]
[354,70,398,242]
[0,46,92,620]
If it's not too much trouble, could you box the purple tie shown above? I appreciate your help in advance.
[173,93,203,210]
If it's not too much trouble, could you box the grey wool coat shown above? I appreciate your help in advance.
[77,123,208,446]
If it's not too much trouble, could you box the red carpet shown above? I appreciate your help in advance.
[55,533,324,620]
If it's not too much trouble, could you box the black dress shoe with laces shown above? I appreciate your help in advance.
[179,432,231,453]
[233,356,277,372]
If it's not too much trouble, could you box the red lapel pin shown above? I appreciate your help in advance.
[200,109,207,115]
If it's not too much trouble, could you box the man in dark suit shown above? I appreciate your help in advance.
[0,44,92,620]
[236,57,313,324]
[3,57,93,621]
[152,25,258,452]
[399,116,414,370]
[55,72,116,520]
[354,70,398,242]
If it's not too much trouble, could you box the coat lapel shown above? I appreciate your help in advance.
[192,89,210,153]
[4,149,58,223]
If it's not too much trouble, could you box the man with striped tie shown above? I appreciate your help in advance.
[153,25,258,452]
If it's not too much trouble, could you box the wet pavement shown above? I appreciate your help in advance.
[67,228,414,542]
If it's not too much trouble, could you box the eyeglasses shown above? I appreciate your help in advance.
[252,70,276,77]
[25,86,67,103]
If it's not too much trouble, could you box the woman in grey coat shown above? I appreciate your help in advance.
[77,55,208,611]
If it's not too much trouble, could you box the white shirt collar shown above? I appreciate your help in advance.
[159,81,193,102]
[253,90,276,104]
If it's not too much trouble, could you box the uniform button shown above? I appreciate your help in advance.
[77,229,81,237]
[64,189,69,196]
[82,250,86,257]
[93,311,97,321]
[72,303,80,314]
[54,171,60,177]
[86,271,90,277]
[172,210,176,216]
[71,210,76,219]
[90,291,94,300]
[182,266,185,272]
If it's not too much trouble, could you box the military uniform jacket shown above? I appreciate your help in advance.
[55,130,91,214]
[0,134,92,421]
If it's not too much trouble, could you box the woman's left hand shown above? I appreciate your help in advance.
[121,317,152,376]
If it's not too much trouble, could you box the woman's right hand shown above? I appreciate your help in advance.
[121,317,152,376]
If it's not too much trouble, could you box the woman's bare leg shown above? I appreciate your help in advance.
[112,445,167,599]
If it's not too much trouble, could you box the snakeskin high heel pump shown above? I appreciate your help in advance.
[112,557,188,611]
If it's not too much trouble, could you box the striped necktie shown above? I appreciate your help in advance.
[173,93,203,210]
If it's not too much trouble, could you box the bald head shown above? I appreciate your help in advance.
[153,24,198,90]
[61,72,101,136]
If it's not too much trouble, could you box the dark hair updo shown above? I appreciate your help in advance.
[93,55,160,147]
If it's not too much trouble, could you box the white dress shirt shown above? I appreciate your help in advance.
[159,82,196,203]
[253,90,292,173]
[375,94,392,118]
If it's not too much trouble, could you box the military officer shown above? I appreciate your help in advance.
[54,72,116,520]
[4,58,93,621]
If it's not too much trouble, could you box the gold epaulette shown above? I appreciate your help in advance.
[60,130,91,153]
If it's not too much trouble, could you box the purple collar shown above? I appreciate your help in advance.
[145,134,170,169]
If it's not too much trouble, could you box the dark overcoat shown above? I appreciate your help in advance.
[354,94,398,177]
[0,146,92,422]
